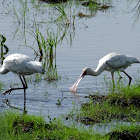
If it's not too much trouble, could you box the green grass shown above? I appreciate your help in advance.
[111,123,140,134]
[110,83,140,99]
[107,83,140,108]
[74,84,140,125]
[77,100,139,125]
[0,110,139,140]
[108,124,140,140]
[0,110,109,140]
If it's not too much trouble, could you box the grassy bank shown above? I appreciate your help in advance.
[0,110,139,140]
[0,84,140,139]
[75,84,140,125]
[108,124,140,140]
[0,111,108,140]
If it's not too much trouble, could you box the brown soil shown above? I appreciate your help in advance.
[108,131,140,140]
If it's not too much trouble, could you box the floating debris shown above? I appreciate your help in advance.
[77,12,92,18]
[82,1,101,7]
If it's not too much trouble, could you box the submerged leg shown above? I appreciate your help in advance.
[117,71,122,80]
[123,71,132,85]
[3,76,28,95]
[116,71,123,85]
[111,73,115,91]
[23,86,26,113]
[20,76,27,112]
[3,76,28,113]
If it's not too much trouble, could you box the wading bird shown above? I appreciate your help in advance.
[0,53,45,109]
[70,52,139,92]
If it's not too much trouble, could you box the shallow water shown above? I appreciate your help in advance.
[0,0,140,130]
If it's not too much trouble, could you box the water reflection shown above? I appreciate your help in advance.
[44,56,58,81]
[132,0,140,25]
[4,99,27,114]
[0,0,140,132]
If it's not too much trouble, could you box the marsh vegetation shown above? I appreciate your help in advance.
[0,0,140,139]
[73,84,140,125]
[0,111,139,140]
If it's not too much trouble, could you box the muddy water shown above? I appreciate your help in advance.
[0,0,140,130]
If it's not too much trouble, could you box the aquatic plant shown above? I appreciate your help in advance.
[12,0,29,43]
[0,35,9,62]
[56,98,63,106]
[45,56,59,81]
[81,0,112,15]
[26,55,59,83]
[46,30,58,58]
[54,1,76,31]
[28,21,58,58]
[131,0,140,26]
[54,3,70,26]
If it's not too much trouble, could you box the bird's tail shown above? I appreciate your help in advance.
[131,57,140,64]
[41,67,46,74]
[136,60,140,63]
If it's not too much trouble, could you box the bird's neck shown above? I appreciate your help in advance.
[88,68,104,76]
[0,68,4,74]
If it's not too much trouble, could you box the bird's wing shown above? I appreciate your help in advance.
[25,61,45,74]
[106,55,129,70]
[6,60,30,74]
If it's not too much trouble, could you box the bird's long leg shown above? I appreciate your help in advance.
[20,76,28,112]
[3,76,28,113]
[3,76,28,95]
[19,76,28,89]
[116,71,123,85]
[23,85,26,113]
[23,76,28,88]
[117,71,122,80]
[111,73,115,91]
[123,71,132,85]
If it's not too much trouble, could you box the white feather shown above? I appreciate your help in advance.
[70,52,140,92]
[0,53,45,75]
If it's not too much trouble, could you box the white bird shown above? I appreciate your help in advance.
[70,52,140,92]
[0,53,45,99]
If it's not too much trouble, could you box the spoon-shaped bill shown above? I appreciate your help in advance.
[70,73,84,92]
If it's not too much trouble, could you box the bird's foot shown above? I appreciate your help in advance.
[2,89,12,95]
